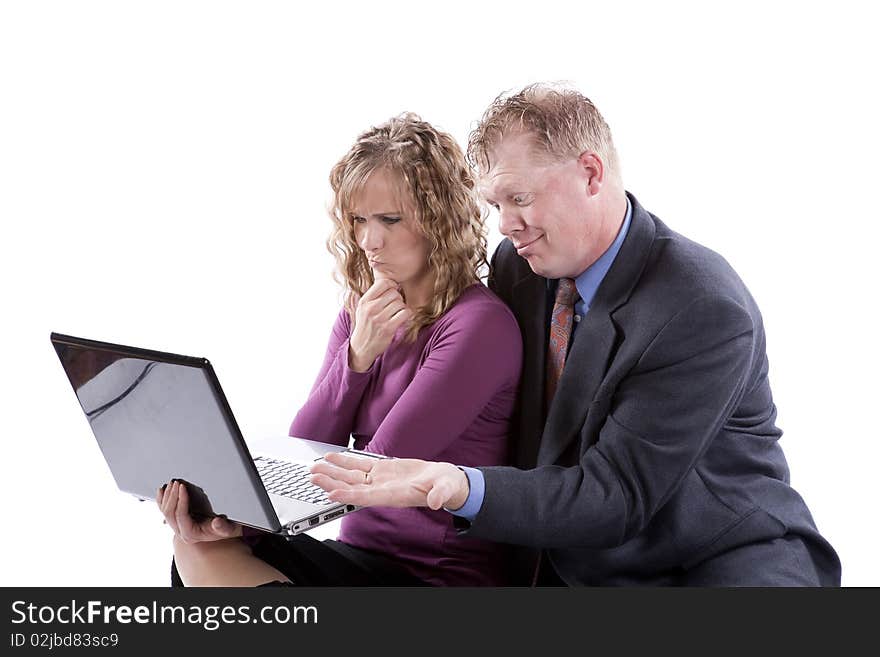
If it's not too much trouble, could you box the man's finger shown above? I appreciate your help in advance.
[309,472,351,494]
[325,486,380,507]
[426,478,456,511]
[311,461,374,486]
[319,452,377,472]
[327,484,407,509]
[326,490,360,505]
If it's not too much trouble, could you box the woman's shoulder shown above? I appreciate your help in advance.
[433,284,520,339]
[330,305,353,332]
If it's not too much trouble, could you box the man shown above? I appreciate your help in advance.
[311,84,841,586]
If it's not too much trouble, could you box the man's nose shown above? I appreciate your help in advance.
[497,207,524,237]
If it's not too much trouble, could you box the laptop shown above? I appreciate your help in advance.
[50,332,382,536]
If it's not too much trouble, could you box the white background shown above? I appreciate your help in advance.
[1,1,877,587]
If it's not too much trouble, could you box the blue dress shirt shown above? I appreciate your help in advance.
[449,198,633,520]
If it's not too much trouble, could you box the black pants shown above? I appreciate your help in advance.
[171,532,427,587]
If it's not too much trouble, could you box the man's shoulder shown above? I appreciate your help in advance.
[492,238,519,262]
[643,218,752,308]
[619,206,760,332]
[489,239,533,293]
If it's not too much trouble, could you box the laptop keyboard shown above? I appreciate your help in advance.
[254,456,332,506]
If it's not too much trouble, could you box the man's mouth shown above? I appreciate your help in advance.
[514,235,542,256]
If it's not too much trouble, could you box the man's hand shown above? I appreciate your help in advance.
[157,480,243,544]
[348,278,413,372]
[310,453,470,511]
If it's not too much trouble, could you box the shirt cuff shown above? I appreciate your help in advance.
[445,466,485,521]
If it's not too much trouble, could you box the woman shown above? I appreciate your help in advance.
[161,114,522,586]
[157,114,522,586]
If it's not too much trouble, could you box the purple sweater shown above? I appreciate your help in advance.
[289,284,522,585]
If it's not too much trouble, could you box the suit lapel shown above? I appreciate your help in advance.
[537,193,658,465]
[538,311,618,465]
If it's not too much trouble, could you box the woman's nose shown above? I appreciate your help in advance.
[358,221,383,251]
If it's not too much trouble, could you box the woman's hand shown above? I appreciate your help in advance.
[157,480,243,544]
[348,278,413,372]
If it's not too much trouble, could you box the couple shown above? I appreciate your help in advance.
[162,84,841,587]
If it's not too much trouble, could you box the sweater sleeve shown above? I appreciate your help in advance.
[288,308,373,446]
[363,299,522,461]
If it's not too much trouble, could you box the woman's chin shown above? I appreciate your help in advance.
[372,269,397,281]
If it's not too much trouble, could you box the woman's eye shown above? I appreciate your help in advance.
[514,195,528,205]
[382,216,401,225]
[352,215,366,224]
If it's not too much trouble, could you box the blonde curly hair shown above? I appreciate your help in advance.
[327,113,488,341]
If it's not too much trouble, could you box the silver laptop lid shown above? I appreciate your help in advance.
[50,333,281,532]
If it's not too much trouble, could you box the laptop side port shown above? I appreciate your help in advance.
[308,517,320,527]
[323,508,346,522]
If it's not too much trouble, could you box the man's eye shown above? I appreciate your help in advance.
[488,202,499,210]
[514,195,529,205]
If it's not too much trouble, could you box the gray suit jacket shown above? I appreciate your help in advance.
[469,193,840,586]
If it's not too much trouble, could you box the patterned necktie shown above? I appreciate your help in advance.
[546,277,579,409]
[534,277,578,586]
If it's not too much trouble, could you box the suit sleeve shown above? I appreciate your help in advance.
[288,308,373,446]
[362,304,522,461]
[466,294,755,548]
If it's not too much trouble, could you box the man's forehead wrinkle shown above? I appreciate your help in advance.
[480,170,517,200]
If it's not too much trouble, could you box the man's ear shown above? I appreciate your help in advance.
[578,151,605,195]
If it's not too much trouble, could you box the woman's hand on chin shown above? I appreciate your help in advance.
[348,278,413,372]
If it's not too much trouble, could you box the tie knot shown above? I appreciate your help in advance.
[554,278,578,306]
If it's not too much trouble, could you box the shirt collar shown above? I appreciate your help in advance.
[574,196,632,314]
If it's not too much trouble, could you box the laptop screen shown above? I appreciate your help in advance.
[52,335,279,530]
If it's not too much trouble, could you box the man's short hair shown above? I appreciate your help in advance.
[467,83,620,177]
